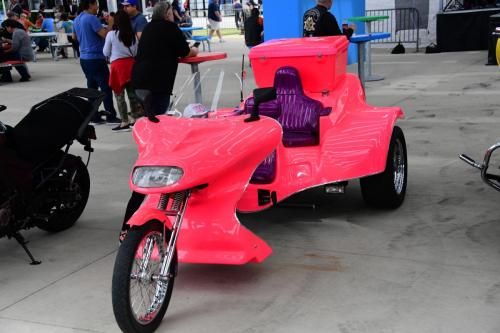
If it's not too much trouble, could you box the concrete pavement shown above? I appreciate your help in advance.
[0,36,499,333]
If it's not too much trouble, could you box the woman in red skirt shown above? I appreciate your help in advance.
[103,10,139,132]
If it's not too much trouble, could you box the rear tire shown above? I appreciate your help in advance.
[112,221,176,333]
[360,126,407,209]
[36,155,90,232]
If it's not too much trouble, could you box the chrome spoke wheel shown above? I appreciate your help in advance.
[393,138,405,195]
[129,231,169,325]
[112,221,176,333]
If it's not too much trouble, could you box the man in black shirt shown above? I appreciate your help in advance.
[303,0,354,38]
[132,1,198,116]
[244,8,262,48]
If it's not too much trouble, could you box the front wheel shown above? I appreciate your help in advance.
[360,126,407,209]
[112,221,176,333]
[36,155,90,232]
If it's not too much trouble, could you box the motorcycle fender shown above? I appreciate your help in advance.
[126,206,172,229]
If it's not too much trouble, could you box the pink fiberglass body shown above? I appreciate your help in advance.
[236,73,404,212]
[127,116,282,264]
[237,36,404,212]
[126,36,404,265]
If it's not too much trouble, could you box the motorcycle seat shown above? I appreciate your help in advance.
[11,95,92,164]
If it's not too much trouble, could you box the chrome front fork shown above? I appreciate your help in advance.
[153,190,191,282]
[460,142,500,191]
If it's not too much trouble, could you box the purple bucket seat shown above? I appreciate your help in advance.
[246,66,330,184]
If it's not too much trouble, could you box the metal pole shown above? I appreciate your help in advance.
[357,42,365,92]
[365,21,372,78]
[191,63,202,104]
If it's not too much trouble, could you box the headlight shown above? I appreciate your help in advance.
[132,167,184,188]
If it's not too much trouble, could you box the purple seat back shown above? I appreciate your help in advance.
[248,67,324,183]
[273,67,321,146]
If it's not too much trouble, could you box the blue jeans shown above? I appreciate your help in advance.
[79,58,117,119]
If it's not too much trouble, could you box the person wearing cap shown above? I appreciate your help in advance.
[122,0,147,38]
[73,0,120,124]
[303,0,354,38]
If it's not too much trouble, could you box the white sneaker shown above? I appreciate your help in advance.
[219,39,225,43]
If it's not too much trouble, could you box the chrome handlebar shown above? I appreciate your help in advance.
[460,142,500,191]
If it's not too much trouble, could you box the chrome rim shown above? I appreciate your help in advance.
[129,231,169,325]
[393,138,406,195]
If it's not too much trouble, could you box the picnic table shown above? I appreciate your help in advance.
[349,15,390,82]
[29,32,57,38]
[180,26,204,33]
[179,52,227,103]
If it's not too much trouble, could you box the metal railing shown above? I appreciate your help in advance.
[366,8,421,52]
[189,5,244,30]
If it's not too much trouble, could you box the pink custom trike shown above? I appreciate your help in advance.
[111,36,407,332]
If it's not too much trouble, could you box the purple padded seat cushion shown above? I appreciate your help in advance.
[250,150,277,184]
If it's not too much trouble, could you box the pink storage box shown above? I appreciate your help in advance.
[249,36,349,93]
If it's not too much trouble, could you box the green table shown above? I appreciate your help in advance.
[349,15,389,82]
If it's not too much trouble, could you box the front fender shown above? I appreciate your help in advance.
[126,195,173,229]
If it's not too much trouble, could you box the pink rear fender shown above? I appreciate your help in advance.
[129,115,283,265]
[237,74,405,213]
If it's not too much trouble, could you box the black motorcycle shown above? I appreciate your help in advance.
[0,88,104,264]
[460,143,500,191]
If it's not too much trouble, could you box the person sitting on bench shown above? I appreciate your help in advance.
[0,19,33,82]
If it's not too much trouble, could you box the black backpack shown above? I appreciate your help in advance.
[425,43,440,54]
[391,42,406,54]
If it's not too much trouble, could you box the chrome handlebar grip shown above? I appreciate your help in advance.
[459,154,482,169]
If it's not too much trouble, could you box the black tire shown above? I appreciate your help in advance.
[36,155,90,232]
[112,221,176,333]
[360,126,407,209]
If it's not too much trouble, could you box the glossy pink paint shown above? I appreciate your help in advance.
[128,116,282,264]
[126,36,404,265]
[237,73,404,212]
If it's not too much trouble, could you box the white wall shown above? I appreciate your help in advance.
[366,0,441,46]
